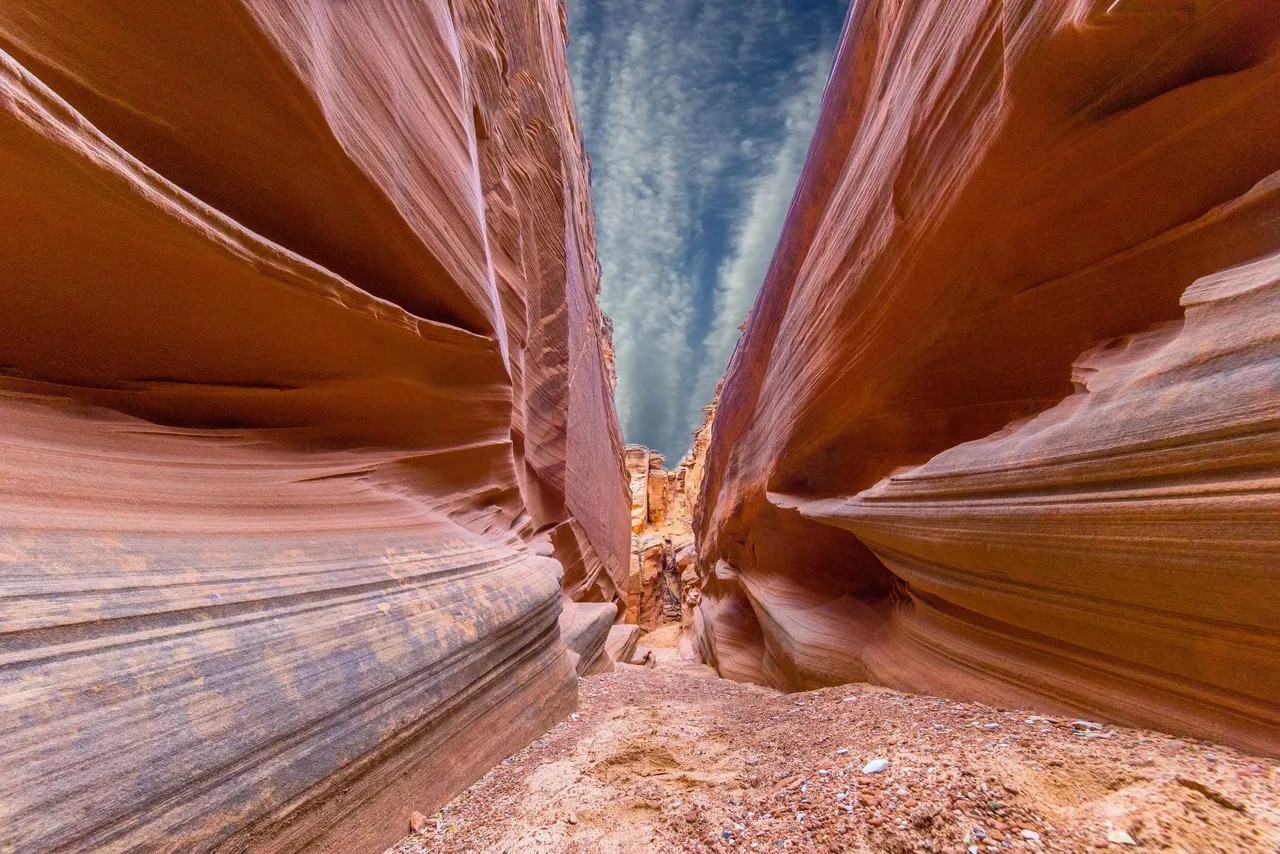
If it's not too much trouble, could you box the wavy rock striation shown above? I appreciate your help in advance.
[694,0,1280,756]
[0,1,628,851]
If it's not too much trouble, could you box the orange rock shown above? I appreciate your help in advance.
[0,1,627,851]
[694,0,1280,756]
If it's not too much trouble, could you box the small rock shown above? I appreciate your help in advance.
[842,696,858,703]
[1106,830,1136,845]
[836,747,850,755]
[409,811,428,833]
[1021,829,1041,841]
[1071,720,1104,731]
[566,812,578,825]
[863,758,890,774]
[968,848,980,854]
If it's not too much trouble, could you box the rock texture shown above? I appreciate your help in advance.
[694,0,1280,757]
[0,2,628,852]
[622,441,711,634]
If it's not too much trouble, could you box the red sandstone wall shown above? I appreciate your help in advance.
[0,1,628,851]
[694,0,1280,756]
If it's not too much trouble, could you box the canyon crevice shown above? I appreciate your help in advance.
[1,0,1277,851]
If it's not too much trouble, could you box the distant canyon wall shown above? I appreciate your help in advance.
[694,0,1280,756]
[624,395,715,647]
[0,1,628,852]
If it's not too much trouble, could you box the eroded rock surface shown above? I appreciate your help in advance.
[694,0,1280,756]
[0,2,628,851]
[622,435,714,635]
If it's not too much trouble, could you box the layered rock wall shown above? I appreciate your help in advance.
[694,0,1280,756]
[623,442,708,633]
[0,2,628,851]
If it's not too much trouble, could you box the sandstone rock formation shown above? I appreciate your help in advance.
[694,0,1280,756]
[677,386,719,522]
[0,2,628,851]
[622,439,712,634]
[626,536,672,632]
[560,602,619,677]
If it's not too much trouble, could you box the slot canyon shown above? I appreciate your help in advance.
[0,1,1277,853]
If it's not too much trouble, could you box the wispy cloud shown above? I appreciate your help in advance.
[690,49,834,427]
[569,0,846,459]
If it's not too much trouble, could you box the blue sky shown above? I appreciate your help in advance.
[568,0,849,461]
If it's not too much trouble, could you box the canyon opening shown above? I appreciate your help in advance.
[1,1,1278,853]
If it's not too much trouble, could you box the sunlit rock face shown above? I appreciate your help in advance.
[622,439,712,635]
[0,1,628,851]
[694,0,1280,756]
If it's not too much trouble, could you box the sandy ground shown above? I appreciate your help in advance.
[390,630,1280,853]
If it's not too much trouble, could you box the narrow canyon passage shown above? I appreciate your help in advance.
[389,630,1280,853]
[1,1,1277,852]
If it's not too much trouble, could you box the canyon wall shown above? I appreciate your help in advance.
[622,413,715,643]
[0,2,628,852]
[623,446,690,632]
[694,0,1280,756]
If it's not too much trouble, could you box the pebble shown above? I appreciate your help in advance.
[862,758,890,774]
[1021,829,1041,841]
[409,811,428,833]
[983,723,1000,730]
[836,748,849,755]
[1106,829,1136,845]
[1071,720,1104,731]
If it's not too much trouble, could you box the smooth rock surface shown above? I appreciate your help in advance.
[0,1,627,851]
[693,0,1280,756]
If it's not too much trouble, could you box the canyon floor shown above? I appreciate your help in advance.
[390,626,1280,854]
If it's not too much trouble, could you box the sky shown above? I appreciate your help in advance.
[568,0,850,461]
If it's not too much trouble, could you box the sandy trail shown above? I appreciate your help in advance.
[390,630,1280,853]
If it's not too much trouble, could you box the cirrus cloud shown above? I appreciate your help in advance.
[568,0,846,460]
